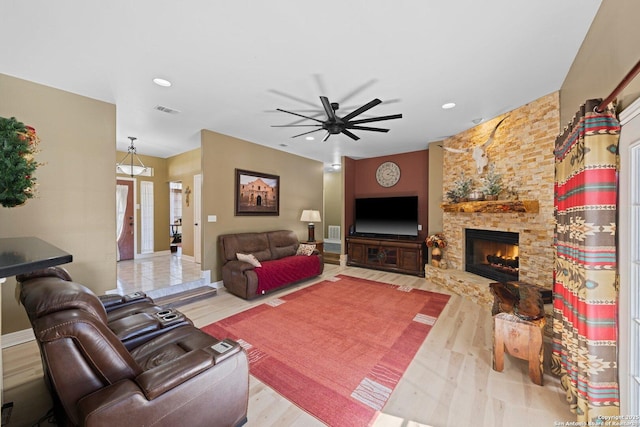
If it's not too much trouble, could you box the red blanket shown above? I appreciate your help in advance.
[254,255,321,295]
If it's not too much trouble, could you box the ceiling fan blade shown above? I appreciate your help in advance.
[313,74,328,96]
[348,114,403,124]
[333,99,401,114]
[271,124,323,128]
[291,128,324,138]
[276,108,325,123]
[346,125,390,133]
[337,79,377,104]
[341,129,360,141]
[341,99,382,122]
[269,89,321,109]
[322,131,332,142]
[320,96,337,121]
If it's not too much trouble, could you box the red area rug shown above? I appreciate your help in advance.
[202,274,450,426]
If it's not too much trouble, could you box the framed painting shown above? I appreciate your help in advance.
[235,169,280,216]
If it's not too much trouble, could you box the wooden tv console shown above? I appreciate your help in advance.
[346,236,426,277]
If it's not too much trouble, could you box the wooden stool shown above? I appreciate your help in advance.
[493,312,545,385]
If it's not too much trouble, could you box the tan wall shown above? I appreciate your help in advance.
[116,152,170,254]
[200,130,324,280]
[0,74,116,334]
[167,148,201,258]
[560,0,640,125]
[323,171,343,241]
[427,141,444,261]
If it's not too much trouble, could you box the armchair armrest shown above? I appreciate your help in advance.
[224,259,256,272]
[222,261,260,299]
[109,313,162,341]
[99,291,149,311]
[98,294,124,308]
[136,349,215,399]
[77,347,249,427]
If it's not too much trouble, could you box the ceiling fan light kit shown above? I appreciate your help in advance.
[273,96,402,142]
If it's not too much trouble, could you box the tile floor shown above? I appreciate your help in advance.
[116,250,205,295]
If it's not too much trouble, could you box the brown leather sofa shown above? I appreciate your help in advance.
[17,273,249,427]
[219,230,324,299]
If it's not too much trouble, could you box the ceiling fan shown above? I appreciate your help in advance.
[272,96,402,142]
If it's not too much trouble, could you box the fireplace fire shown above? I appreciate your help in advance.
[465,229,519,282]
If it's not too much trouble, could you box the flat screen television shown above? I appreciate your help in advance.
[354,196,419,238]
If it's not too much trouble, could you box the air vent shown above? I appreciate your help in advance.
[153,105,181,114]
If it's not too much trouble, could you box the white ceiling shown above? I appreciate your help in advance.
[1,1,602,169]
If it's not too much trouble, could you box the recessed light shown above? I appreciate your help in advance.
[332,163,341,170]
[441,102,456,110]
[305,136,315,141]
[472,118,483,124]
[153,78,172,87]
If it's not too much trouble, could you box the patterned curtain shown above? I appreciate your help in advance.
[552,99,620,423]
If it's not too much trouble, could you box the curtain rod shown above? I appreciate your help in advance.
[595,58,640,113]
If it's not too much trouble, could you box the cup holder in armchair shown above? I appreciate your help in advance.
[156,309,185,325]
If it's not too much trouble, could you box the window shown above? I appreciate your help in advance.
[170,182,182,225]
[140,181,154,254]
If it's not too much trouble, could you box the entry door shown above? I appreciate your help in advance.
[117,179,134,261]
[194,174,202,264]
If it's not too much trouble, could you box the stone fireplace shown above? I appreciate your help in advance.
[425,92,558,307]
[465,229,519,282]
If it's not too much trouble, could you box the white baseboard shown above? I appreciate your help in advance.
[134,250,171,260]
[2,328,35,349]
[210,279,224,289]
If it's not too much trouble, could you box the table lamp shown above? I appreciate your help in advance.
[300,210,321,242]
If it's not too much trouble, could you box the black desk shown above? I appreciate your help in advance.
[0,237,73,277]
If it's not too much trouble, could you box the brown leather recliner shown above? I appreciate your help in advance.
[17,267,163,322]
[18,274,192,350]
[18,276,249,427]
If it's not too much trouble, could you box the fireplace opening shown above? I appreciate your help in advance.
[465,229,519,282]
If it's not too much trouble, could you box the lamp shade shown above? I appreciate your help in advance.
[300,210,321,223]
[116,164,147,176]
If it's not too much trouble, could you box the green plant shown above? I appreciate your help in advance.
[445,189,459,203]
[480,163,503,196]
[0,116,41,208]
[448,171,473,202]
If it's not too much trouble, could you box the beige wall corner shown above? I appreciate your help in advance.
[167,148,202,258]
[427,141,444,236]
[1,73,117,334]
[560,0,640,124]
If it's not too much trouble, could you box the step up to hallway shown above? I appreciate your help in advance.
[148,279,217,308]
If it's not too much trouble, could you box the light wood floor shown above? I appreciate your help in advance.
[3,264,573,427]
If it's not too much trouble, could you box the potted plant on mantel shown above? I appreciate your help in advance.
[446,171,473,203]
[480,163,503,201]
[0,116,42,208]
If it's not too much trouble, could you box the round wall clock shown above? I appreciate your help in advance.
[376,161,401,187]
